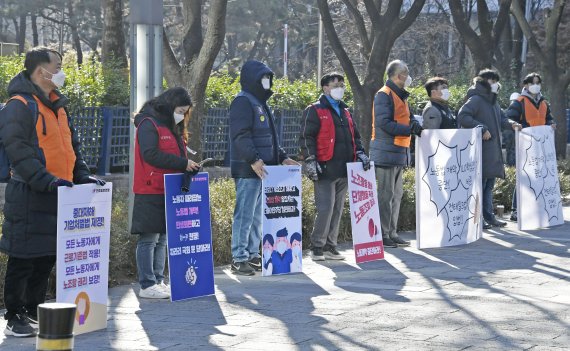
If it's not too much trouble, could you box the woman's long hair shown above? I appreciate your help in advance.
[140,87,192,137]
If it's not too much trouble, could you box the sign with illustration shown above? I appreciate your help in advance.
[346,162,384,263]
[57,183,113,334]
[165,173,214,301]
[261,165,303,276]
[516,126,564,230]
[415,129,483,249]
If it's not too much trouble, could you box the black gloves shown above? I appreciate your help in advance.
[356,151,371,171]
[410,120,423,137]
[78,176,106,186]
[181,168,201,193]
[49,178,73,192]
[304,155,322,181]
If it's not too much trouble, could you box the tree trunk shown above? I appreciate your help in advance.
[67,1,83,65]
[547,82,568,158]
[17,14,26,54]
[31,15,38,47]
[102,0,127,67]
[352,87,375,151]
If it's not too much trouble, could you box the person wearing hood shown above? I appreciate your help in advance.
[229,60,298,276]
[370,60,423,248]
[421,77,457,129]
[300,72,368,261]
[0,47,105,337]
[457,69,521,230]
[131,87,200,299]
[506,72,556,222]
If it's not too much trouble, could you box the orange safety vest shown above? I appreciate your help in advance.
[517,96,548,127]
[9,93,76,182]
[371,86,411,148]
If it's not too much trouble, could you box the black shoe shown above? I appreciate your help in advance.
[23,311,38,327]
[230,260,255,276]
[312,247,325,261]
[483,222,493,230]
[248,257,262,271]
[391,236,410,247]
[489,218,507,227]
[323,245,345,260]
[382,237,398,248]
[510,211,517,222]
[4,314,36,337]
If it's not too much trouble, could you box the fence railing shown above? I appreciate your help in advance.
[70,107,306,175]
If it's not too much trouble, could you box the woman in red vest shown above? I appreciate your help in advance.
[131,87,200,299]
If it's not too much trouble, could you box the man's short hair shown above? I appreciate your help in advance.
[320,72,344,87]
[263,234,274,246]
[289,232,301,244]
[24,47,62,76]
[523,72,542,85]
[386,60,408,79]
[424,77,449,97]
[477,68,500,82]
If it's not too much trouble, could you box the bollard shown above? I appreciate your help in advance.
[496,205,505,218]
[36,303,77,351]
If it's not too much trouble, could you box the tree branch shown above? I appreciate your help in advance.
[362,0,382,33]
[393,0,427,38]
[182,0,204,65]
[492,0,513,50]
[162,27,185,88]
[510,0,548,63]
[342,0,371,55]
[544,0,565,66]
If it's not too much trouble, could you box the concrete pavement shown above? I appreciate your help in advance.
[1,207,569,350]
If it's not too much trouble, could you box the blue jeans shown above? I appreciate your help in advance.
[482,178,496,222]
[136,233,167,289]
[231,178,262,262]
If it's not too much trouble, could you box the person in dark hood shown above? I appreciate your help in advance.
[0,47,105,337]
[229,60,299,275]
[506,72,556,222]
[131,87,200,299]
[457,69,521,229]
[300,72,368,261]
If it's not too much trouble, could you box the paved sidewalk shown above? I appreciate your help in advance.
[1,207,569,350]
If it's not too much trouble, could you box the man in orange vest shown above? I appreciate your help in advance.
[506,72,556,221]
[0,47,105,337]
[369,60,423,248]
[300,72,368,261]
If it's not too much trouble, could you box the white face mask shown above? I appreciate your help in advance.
[292,246,301,256]
[276,241,287,254]
[440,89,450,101]
[404,75,412,88]
[261,78,271,90]
[43,68,66,88]
[490,82,500,94]
[528,84,541,95]
[330,87,345,101]
[263,249,272,262]
[173,112,185,124]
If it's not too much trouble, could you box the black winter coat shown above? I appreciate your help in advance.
[0,72,90,258]
[130,106,188,234]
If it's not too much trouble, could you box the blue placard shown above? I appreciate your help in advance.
[164,173,215,301]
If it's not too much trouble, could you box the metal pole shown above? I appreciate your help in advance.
[317,14,323,88]
[128,0,163,231]
[284,24,288,77]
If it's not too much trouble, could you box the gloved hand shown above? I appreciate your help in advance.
[49,178,73,192]
[356,151,370,171]
[181,168,201,193]
[410,120,423,137]
[78,176,106,186]
[304,155,322,181]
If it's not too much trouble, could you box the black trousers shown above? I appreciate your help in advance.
[3,255,56,319]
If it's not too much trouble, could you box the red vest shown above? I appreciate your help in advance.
[133,118,186,194]
[314,106,357,162]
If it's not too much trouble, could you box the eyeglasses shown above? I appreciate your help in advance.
[328,84,346,89]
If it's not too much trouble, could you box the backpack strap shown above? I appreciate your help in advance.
[8,94,40,125]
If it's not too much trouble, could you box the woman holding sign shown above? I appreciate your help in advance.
[131,88,200,299]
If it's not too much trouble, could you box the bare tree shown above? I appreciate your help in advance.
[162,0,228,155]
[102,0,127,67]
[317,0,426,146]
[511,0,569,158]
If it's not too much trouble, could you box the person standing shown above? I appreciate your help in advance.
[0,47,105,337]
[131,87,200,299]
[457,69,521,229]
[300,72,369,261]
[506,72,556,221]
[369,60,423,248]
[229,60,298,275]
[421,77,456,130]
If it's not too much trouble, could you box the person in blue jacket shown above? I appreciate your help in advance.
[229,60,299,275]
[270,228,293,275]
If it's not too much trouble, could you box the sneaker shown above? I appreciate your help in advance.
[323,246,345,260]
[382,237,398,248]
[510,211,517,222]
[158,281,170,293]
[230,260,255,276]
[139,284,170,299]
[4,314,36,337]
[23,311,38,328]
[489,218,507,227]
[248,257,262,271]
[483,221,493,230]
[391,236,410,247]
[311,247,325,261]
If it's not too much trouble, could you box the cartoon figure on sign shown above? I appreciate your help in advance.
[185,258,198,286]
[262,234,274,276]
[74,292,90,325]
[271,228,292,275]
[290,232,302,273]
